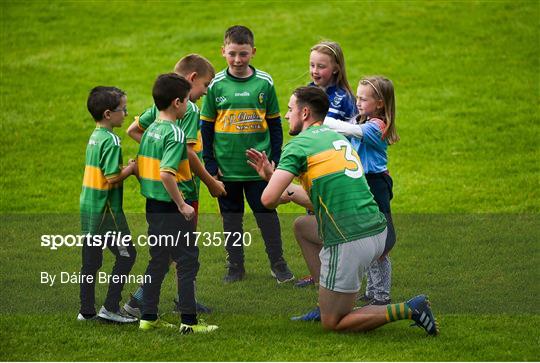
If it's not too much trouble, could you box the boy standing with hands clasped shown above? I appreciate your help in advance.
[79,86,137,323]
[137,73,217,334]
[200,25,294,283]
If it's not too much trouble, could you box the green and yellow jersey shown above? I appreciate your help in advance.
[200,66,280,181]
[137,119,193,202]
[135,101,201,201]
[80,127,129,234]
[277,124,386,246]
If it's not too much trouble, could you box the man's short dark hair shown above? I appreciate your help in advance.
[87,86,125,121]
[224,25,254,46]
[293,86,330,120]
[152,73,192,111]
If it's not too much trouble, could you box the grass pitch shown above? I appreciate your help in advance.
[1,0,539,361]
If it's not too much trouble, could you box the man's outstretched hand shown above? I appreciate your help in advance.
[246,149,274,182]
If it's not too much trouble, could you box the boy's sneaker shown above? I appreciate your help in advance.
[291,306,321,321]
[223,262,245,283]
[139,319,177,331]
[97,306,138,324]
[407,295,439,336]
[294,275,315,288]
[179,320,218,334]
[76,313,97,321]
[270,259,294,284]
[173,299,213,314]
[123,294,141,318]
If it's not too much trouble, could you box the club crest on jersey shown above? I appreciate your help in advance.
[332,94,344,108]
[258,92,265,104]
[215,96,227,105]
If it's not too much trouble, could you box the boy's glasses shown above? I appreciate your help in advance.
[111,106,128,114]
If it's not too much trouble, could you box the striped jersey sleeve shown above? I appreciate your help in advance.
[101,131,122,178]
[160,123,185,174]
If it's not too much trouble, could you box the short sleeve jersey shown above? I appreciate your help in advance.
[200,66,280,181]
[80,127,128,234]
[351,118,389,174]
[135,102,201,201]
[137,120,193,202]
[277,125,386,246]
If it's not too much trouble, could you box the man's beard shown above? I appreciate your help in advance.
[288,127,300,136]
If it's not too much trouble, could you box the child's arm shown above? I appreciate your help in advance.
[106,159,136,184]
[267,117,283,166]
[200,84,220,178]
[187,144,226,197]
[127,107,157,144]
[161,127,195,220]
[160,171,195,221]
[126,120,144,143]
[101,134,135,185]
[359,119,387,146]
[324,116,364,138]
[266,81,283,166]
[201,120,219,177]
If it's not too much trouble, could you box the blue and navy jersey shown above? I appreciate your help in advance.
[309,83,356,121]
[351,118,388,174]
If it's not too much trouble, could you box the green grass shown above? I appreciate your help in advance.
[1,314,538,361]
[1,0,539,361]
[1,214,539,360]
[1,0,538,213]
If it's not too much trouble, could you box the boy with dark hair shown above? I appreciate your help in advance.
[200,25,294,283]
[79,86,137,323]
[137,73,218,334]
[124,54,225,316]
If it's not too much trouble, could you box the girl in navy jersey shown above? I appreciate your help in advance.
[325,76,399,305]
[309,41,357,121]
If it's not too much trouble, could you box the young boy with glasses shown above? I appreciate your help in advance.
[78,86,138,324]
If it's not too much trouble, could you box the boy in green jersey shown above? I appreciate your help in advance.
[127,54,225,200]
[79,86,137,324]
[137,73,217,334]
[247,86,439,336]
[200,25,293,283]
[124,54,225,316]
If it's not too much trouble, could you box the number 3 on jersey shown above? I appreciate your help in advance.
[332,140,363,179]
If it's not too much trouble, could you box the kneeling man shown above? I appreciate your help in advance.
[246,86,438,335]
